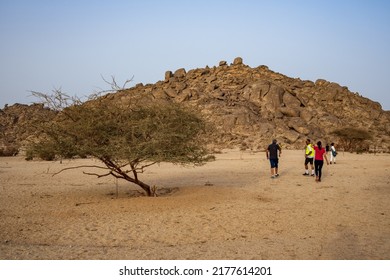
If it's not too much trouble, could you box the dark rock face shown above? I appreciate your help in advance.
[1,57,389,154]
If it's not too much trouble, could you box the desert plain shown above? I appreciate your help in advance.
[0,149,389,260]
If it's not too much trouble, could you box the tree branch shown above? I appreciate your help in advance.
[51,165,108,176]
[129,161,157,173]
[83,171,112,178]
[99,75,134,92]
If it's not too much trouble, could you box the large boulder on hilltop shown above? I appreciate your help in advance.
[233,57,243,65]
[165,71,173,82]
[174,68,186,78]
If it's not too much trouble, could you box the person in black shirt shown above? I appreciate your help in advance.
[266,139,282,179]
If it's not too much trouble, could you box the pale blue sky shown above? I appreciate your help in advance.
[1,0,389,109]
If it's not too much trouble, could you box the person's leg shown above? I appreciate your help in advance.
[314,160,319,181]
[310,160,315,176]
[275,159,279,176]
[270,160,276,177]
[304,159,309,175]
[318,161,324,181]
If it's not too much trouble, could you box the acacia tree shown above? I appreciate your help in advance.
[28,91,213,196]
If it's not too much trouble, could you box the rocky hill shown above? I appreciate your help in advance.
[0,103,56,156]
[1,57,389,155]
[110,57,390,151]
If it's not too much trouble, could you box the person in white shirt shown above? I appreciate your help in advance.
[330,143,337,164]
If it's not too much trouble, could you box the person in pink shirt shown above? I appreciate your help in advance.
[313,141,329,182]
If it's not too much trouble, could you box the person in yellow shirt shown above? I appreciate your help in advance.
[303,139,315,176]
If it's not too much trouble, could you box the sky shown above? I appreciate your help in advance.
[0,0,389,110]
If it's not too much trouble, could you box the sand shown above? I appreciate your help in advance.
[0,149,389,260]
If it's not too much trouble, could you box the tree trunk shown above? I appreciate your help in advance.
[100,158,153,196]
[134,179,152,196]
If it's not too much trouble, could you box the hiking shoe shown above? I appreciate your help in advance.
[275,174,280,177]
[311,174,315,177]
[302,173,309,176]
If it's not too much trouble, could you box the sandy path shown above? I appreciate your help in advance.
[0,150,389,259]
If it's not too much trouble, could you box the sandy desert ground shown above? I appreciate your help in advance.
[0,149,389,260]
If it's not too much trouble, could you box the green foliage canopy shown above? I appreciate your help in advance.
[28,94,213,196]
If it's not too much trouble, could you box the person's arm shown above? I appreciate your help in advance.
[278,145,282,157]
[324,152,329,165]
[266,148,269,159]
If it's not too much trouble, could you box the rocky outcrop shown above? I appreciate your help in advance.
[1,57,389,154]
[110,57,389,151]
[0,104,56,156]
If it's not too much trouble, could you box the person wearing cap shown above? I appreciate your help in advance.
[266,139,282,179]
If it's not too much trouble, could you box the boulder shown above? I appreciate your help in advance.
[233,57,243,65]
[283,92,302,108]
[282,129,301,144]
[164,71,173,82]
[280,107,300,117]
[174,68,186,78]
[288,117,311,135]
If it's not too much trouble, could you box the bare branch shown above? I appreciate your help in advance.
[127,161,157,173]
[51,165,109,176]
[100,74,134,91]
[83,171,112,178]
[30,75,134,111]
[29,88,82,111]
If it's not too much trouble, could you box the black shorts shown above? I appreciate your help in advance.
[270,158,279,168]
[305,157,314,165]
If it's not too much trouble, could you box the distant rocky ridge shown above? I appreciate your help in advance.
[0,103,56,156]
[1,57,389,155]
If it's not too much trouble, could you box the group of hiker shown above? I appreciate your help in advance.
[266,139,337,182]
